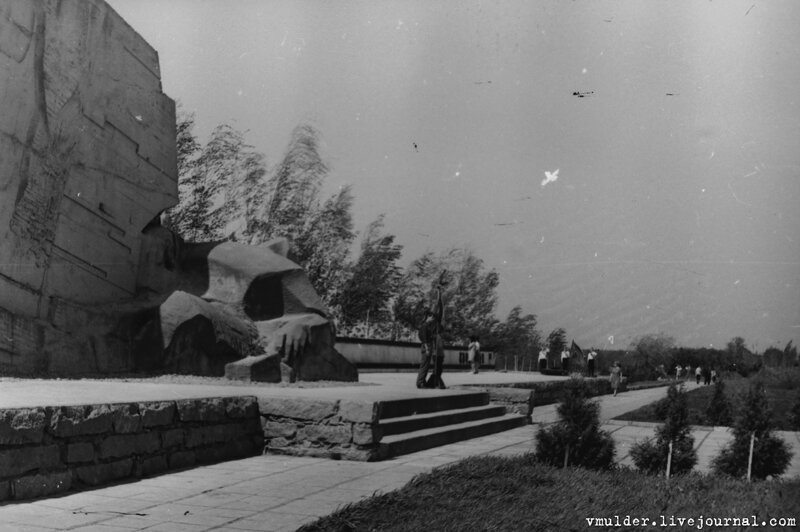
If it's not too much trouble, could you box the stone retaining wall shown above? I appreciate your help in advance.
[259,397,382,461]
[483,388,535,420]
[0,396,262,502]
[476,377,629,406]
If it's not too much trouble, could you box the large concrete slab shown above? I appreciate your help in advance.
[0,371,566,409]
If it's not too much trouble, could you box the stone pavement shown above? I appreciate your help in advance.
[1,376,799,531]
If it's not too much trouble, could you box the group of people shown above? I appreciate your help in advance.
[537,346,598,377]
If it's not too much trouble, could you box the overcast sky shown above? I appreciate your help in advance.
[107,0,800,352]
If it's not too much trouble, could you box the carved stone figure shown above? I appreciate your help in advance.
[0,0,357,382]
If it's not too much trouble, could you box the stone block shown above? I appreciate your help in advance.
[0,445,61,477]
[49,405,114,437]
[224,396,259,419]
[140,455,168,477]
[195,441,255,464]
[99,433,160,460]
[168,450,196,470]
[341,447,376,461]
[112,404,142,433]
[225,354,281,383]
[74,459,133,486]
[263,420,297,439]
[297,423,352,445]
[12,471,72,501]
[0,408,48,444]
[258,398,338,421]
[140,402,176,428]
[267,437,291,449]
[161,428,185,448]
[176,398,227,423]
[185,425,229,449]
[489,388,535,418]
[67,442,95,463]
[339,401,380,424]
[352,424,382,446]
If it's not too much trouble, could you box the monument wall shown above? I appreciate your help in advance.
[1,0,357,382]
[0,0,177,320]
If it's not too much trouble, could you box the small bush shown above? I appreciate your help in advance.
[535,377,616,470]
[631,383,697,476]
[712,384,793,479]
[705,380,733,426]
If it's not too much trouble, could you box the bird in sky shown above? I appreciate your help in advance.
[541,169,559,187]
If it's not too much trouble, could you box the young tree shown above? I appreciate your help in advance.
[631,383,697,475]
[705,380,733,426]
[535,378,616,470]
[711,384,793,479]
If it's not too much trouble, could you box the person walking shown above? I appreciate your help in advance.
[695,365,702,385]
[609,361,622,397]
[561,347,570,374]
[538,348,548,371]
[467,335,481,374]
[586,348,597,377]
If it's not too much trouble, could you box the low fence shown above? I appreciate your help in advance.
[336,337,495,370]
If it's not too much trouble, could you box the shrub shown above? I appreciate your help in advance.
[712,384,793,479]
[705,380,733,426]
[535,377,616,470]
[631,383,697,475]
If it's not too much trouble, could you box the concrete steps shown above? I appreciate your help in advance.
[377,391,527,459]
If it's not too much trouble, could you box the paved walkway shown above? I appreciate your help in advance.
[1,375,799,531]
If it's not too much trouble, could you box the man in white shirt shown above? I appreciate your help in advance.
[587,349,597,377]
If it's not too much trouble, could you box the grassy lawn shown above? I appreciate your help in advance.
[299,454,800,531]
[615,371,800,430]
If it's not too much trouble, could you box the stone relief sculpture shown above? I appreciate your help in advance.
[0,0,357,382]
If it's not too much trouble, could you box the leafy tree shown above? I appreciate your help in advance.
[535,378,616,470]
[265,124,328,247]
[166,120,264,243]
[494,306,541,360]
[629,333,676,381]
[711,384,793,479]
[705,380,733,426]
[164,108,205,239]
[336,215,403,333]
[546,328,566,354]
[631,383,697,475]
[393,248,499,344]
[293,185,356,307]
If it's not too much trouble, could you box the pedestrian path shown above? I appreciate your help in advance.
[1,383,798,531]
